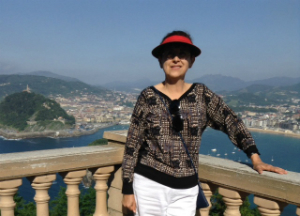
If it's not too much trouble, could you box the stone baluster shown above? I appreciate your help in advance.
[61,170,87,216]
[30,174,56,216]
[197,182,217,216]
[93,166,114,216]
[0,179,22,216]
[296,206,300,216]
[254,196,287,216]
[218,187,247,216]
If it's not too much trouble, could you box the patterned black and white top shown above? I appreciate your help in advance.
[122,83,259,194]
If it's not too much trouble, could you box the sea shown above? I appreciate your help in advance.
[0,125,299,215]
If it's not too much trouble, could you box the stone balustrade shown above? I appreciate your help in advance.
[103,131,300,216]
[0,143,124,216]
[0,130,299,216]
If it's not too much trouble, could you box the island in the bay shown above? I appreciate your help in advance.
[0,88,107,139]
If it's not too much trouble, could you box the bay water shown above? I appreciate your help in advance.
[0,125,299,215]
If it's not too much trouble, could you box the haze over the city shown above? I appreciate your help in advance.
[1,0,299,85]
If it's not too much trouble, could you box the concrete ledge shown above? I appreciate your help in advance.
[0,144,124,181]
[104,130,300,207]
[103,130,127,144]
[198,154,300,205]
[105,130,300,206]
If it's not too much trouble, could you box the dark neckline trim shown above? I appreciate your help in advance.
[150,83,196,101]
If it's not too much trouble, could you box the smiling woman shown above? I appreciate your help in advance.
[158,44,194,84]
[120,30,287,216]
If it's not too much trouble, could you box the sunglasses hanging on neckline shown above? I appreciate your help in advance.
[169,100,183,132]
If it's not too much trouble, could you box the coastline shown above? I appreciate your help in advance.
[1,124,299,140]
[248,127,300,139]
[0,123,118,140]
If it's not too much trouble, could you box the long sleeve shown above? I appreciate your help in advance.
[122,93,148,194]
[203,85,260,158]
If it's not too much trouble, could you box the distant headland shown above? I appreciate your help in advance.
[0,89,116,139]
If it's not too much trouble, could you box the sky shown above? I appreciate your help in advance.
[0,0,299,85]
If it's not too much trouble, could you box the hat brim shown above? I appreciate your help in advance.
[152,42,201,58]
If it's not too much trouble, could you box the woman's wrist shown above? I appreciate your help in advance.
[251,153,262,165]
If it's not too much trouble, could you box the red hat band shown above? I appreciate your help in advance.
[152,35,201,58]
[161,35,193,46]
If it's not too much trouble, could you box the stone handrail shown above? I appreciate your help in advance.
[0,130,299,216]
[197,154,300,216]
[0,143,124,216]
[103,130,300,216]
[0,144,123,181]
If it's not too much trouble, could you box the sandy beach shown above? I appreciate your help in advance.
[248,127,300,139]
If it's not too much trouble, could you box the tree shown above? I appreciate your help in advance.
[0,192,36,216]
[80,187,96,216]
[49,187,67,216]
[210,190,226,216]
[49,186,97,216]
[209,190,261,216]
[88,138,108,146]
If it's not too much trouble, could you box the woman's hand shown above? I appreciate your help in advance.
[251,153,288,174]
[122,194,136,214]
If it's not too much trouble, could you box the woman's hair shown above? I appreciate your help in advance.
[160,30,193,44]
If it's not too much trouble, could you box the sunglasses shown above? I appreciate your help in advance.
[162,50,191,60]
[169,100,183,132]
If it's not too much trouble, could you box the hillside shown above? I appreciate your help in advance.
[0,74,110,100]
[102,74,300,92]
[0,91,75,131]
[222,83,300,106]
[26,71,81,82]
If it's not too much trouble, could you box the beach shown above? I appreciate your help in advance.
[248,127,300,139]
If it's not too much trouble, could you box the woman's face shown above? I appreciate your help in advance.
[159,44,195,80]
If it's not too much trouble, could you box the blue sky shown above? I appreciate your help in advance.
[1,0,299,85]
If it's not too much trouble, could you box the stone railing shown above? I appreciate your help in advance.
[0,130,299,216]
[103,131,300,216]
[0,141,124,216]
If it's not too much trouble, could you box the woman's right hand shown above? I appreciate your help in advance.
[122,194,136,214]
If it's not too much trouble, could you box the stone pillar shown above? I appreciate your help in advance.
[31,174,56,216]
[62,170,87,216]
[296,206,300,216]
[254,196,287,216]
[0,179,22,216]
[93,166,114,216]
[219,187,247,216]
[197,182,216,216]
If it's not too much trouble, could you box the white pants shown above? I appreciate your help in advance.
[133,173,198,216]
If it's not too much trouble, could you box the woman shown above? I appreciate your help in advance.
[122,31,287,216]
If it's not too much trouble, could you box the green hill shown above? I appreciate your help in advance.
[0,74,110,100]
[0,91,75,131]
[222,83,300,106]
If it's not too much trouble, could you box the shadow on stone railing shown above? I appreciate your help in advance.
[0,130,299,216]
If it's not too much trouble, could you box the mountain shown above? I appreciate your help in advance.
[189,74,246,91]
[222,82,300,106]
[233,84,275,94]
[247,77,300,87]
[0,74,110,100]
[26,71,81,82]
[0,91,75,131]
[102,74,300,93]
[281,82,300,92]
[102,78,159,92]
